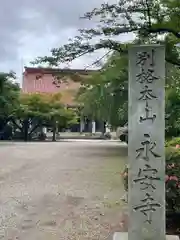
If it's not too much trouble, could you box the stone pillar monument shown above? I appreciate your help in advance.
[80,117,85,133]
[113,45,178,240]
[92,120,96,134]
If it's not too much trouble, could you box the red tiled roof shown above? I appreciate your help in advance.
[24,67,96,75]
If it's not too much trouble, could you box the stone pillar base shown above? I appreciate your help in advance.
[113,232,179,240]
[92,121,96,135]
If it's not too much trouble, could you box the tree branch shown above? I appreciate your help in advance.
[29,123,41,135]
[84,50,112,70]
[148,28,180,38]
[103,26,180,39]
[10,118,22,131]
[33,28,180,67]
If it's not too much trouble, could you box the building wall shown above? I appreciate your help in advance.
[23,72,81,93]
[22,67,103,133]
[22,69,82,105]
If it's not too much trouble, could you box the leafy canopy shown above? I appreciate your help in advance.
[0,72,20,119]
[32,0,180,130]
[76,52,128,126]
[14,92,77,126]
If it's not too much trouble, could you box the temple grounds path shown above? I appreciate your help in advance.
[0,140,127,240]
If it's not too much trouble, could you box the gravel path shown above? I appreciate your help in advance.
[0,141,127,240]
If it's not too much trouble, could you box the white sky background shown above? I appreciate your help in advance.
[0,0,134,85]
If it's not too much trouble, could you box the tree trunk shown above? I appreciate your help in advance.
[10,118,22,132]
[0,118,9,132]
[52,121,57,142]
[101,121,106,135]
[29,123,40,136]
[23,119,29,141]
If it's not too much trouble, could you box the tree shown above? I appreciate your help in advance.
[43,93,77,141]
[33,0,180,67]
[11,93,77,141]
[166,88,180,138]
[165,67,180,138]
[76,52,128,127]
[0,72,20,132]
[32,0,180,133]
[11,93,50,141]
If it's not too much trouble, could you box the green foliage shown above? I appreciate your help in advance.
[76,49,180,129]
[0,72,20,133]
[76,53,128,126]
[165,147,180,213]
[33,0,180,67]
[12,93,77,141]
[166,138,180,147]
[14,93,51,120]
[14,93,77,124]
[32,0,180,129]
[165,71,180,138]
[0,72,20,119]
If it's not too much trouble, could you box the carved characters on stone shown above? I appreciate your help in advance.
[133,164,161,190]
[133,193,161,224]
[138,85,157,101]
[133,132,162,223]
[136,49,155,67]
[136,134,161,161]
[136,50,158,123]
[136,69,159,84]
[139,101,156,123]
[132,48,162,224]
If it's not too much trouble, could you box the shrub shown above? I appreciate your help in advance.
[122,147,180,213]
[166,147,180,212]
[166,137,180,148]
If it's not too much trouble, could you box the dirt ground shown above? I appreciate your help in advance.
[0,140,127,240]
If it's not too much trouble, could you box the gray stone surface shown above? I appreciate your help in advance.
[113,232,179,240]
[128,45,165,240]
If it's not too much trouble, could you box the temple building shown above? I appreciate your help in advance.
[22,67,103,133]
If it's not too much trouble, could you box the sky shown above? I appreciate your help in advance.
[0,0,134,84]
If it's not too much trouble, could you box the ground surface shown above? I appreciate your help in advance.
[0,140,127,240]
